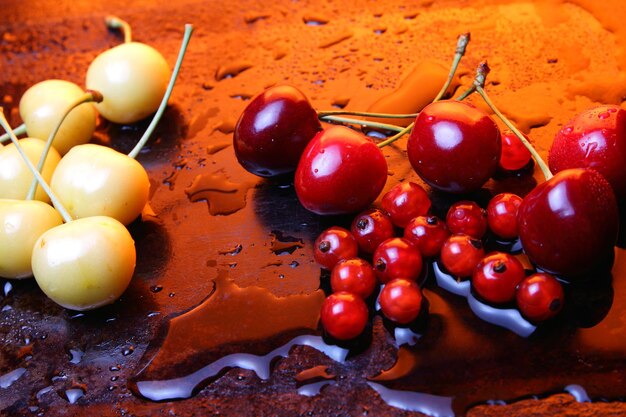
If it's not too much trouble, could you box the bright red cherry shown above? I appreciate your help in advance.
[379,278,424,324]
[330,258,377,299]
[549,105,626,201]
[472,252,526,304]
[446,200,488,239]
[372,238,423,284]
[313,226,358,270]
[403,215,450,258]
[407,100,501,193]
[487,193,523,240]
[516,273,565,322]
[320,292,369,340]
[295,125,388,215]
[517,168,618,278]
[499,129,532,172]
[233,85,321,177]
[440,234,485,278]
[350,209,395,254]
[381,181,431,228]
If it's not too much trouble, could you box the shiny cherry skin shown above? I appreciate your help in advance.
[330,258,377,299]
[295,125,388,215]
[313,226,358,270]
[516,273,565,322]
[350,208,395,254]
[379,278,424,324]
[517,168,618,278]
[407,100,501,193]
[440,234,485,278]
[320,292,369,340]
[403,215,450,258]
[499,129,532,172]
[233,85,321,177]
[549,105,626,201]
[472,252,526,304]
[446,200,488,239]
[381,181,431,228]
[373,237,423,284]
[487,193,523,240]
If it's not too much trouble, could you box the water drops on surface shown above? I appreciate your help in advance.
[219,244,243,256]
[69,348,84,364]
[366,382,454,417]
[3,281,13,297]
[150,285,163,293]
[63,387,85,404]
[0,367,26,388]
[123,346,135,356]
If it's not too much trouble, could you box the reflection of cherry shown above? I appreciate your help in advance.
[472,252,525,304]
[372,238,423,284]
[320,292,369,340]
[350,209,395,254]
[379,278,424,324]
[381,182,431,228]
[516,273,564,322]
[403,215,450,258]
[313,226,358,270]
[330,258,377,299]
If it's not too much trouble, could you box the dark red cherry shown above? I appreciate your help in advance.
[446,200,488,239]
[313,226,358,270]
[403,215,450,258]
[381,182,431,228]
[294,125,388,215]
[487,193,523,240]
[330,258,377,299]
[499,129,532,172]
[233,85,322,177]
[320,292,369,340]
[440,234,485,278]
[472,252,526,304]
[372,238,423,284]
[407,100,501,193]
[350,209,395,254]
[517,168,618,278]
[379,278,424,324]
[548,105,626,201]
[516,273,565,322]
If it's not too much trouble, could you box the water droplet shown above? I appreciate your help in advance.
[185,173,257,216]
[169,292,176,298]
[123,346,135,356]
[598,111,611,119]
[69,349,84,364]
[269,231,304,255]
[109,365,121,372]
[0,368,26,388]
[219,244,243,256]
[278,274,285,279]
[3,281,13,297]
[290,261,300,268]
[150,285,163,293]
[64,388,85,404]
[215,62,254,81]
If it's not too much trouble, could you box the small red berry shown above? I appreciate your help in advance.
[350,209,395,254]
[373,238,423,284]
[314,227,358,270]
[499,129,532,172]
[379,278,424,324]
[487,193,523,240]
[516,273,565,322]
[381,182,432,228]
[403,215,450,258]
[330,258,377,299]
[472,252,526,304]
[440,234,485,278]
[320,292,369,340]
[446,201,488,239]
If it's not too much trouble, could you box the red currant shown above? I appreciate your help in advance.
[499,129,532,172]
[472,252,526,304]
[372,238,423,284]
[379,278,424,324]
[516,273,565,322]
[381,182,431,228]
[403,215,450,258]
[440,234,485,278]
[320,292,369,340]
[487,193,523,240]
[350,208,395,254]
[330,258,377,299]
[446,200,487,239]
[314,226,358,270]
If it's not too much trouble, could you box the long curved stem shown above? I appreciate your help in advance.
[320,115,404,132]
[376,122,413,148]
[0,109,73,223]
[128,24,194,159]
[0,123,27,144]
[317,110,418,119]
[105,15,132,44]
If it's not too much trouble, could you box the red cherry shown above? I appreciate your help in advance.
[407,100,501,193]
[403,215,450,258]
[499,129,532,172]
[381,182,431,228]
[233,85,321,177]
[313,226,358,270]
[440,234,485,278]
[320,292,369,340]
[372,238,423,284]
[350,209,395,254]
[330,258,377,299]
[472,252,526,304]
[446,200,488,239]
[516,273,565,322]
[294,125,388,215]
[517,168,618,278]
[549,105,626,201]
[379,278,424,324]
[487,193,523,240]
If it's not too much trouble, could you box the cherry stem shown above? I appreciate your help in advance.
[25,91,103,201]
[321,115,404,132]
[105,15,132,44]
[0,109,73,223]
[317,110,417,119]
[127,24,194,160]
[0,123,26,144]
[470,62,553,181]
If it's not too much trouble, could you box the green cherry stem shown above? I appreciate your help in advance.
[321,115,404,132]
[0,123,27,144]
[127,23,194,160]
[105,15,133,44]
[25,90,103,201]
[0,109,73,223]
